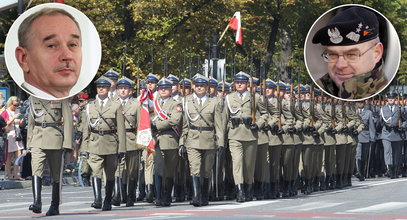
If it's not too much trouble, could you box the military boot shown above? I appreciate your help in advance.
[146,184,154,203]
[102,180,115,211]
[201,178,210,206]
[282,181,290,198]
[136,183,146,201]
[46,182,60,216]
[319,175,326,191]
[91,177,102,209]
[236,184,245,203]
[245,183,253,201]
[161,177,173,207]
[121,182,128,204]
[111,177,121,206]
[29,176,42,213]
[190,176,201,206]
[336,174,343,189]
[154,175,163,206]
[126,180,137,207]
[356,159,365,181]
[269,182,277,199]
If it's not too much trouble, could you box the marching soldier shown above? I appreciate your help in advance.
[103,69,120,100]
[345,102,363,186]
[381,93,402,178]
[151,78,183,207]
[222,71,268,202]
[116,77,142,207]
[141,73,160,203]
[209,77,218,98]
[355,101,375,181]
[179,78,192,97]
[333,100,349,189]
[27,96,73,216]
[81,76,126,211]
[265,79,283,199]
[168,74,181,101]
[179,75,224,206]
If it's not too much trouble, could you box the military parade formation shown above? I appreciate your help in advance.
[24,67,407,216]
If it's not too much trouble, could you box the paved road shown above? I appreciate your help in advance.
[1,177,407,219]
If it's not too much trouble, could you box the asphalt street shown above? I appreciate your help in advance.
[1,177,407,219]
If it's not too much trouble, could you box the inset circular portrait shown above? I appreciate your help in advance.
[304,4,401,101]
[4,3,102,100]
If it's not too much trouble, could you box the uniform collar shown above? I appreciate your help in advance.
[22,82,57,99]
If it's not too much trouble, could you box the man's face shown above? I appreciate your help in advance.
[172,84,178,94]
[195,84,207,97]
[266,87,274,97]
[118,86,132,99]
[16,14,82,98]
[209,86,217,95]
[387,98,395,105]
[356,102,365,108]
[96,86,109,98]
[325,40,383,88]
[235,81,248,93]
[147,82,157,92]
[158,87,172,99]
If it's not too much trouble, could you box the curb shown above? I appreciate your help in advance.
[0,176,78,190]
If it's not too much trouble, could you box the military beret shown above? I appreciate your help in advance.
[146,73,160,83]
[234,71,250,82]
[103,68,120,80]
[194,75,209,85]
[217,82,231,91]
[179,78,191,87]
[95,76,112,87]
[117,77,132,87]
[209,77,218,87]
[167,74,179,84]
[265,78,277,88]
[312,6,379,46]
[157,77,173,88]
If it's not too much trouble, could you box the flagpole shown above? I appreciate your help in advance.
[217,25,230,44]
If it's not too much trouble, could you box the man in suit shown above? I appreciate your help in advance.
[179,75,224,206]
[222,71,268,202]
[27,96,73,216]
[80,76,126,211]
[151,78,183,207]
[381,93,402,178]
[356,101,375,180]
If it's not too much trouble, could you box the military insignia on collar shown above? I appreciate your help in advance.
[176,106,182,112]
[328,27,343,44]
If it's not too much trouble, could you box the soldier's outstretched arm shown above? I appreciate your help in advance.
[62,99,73,150]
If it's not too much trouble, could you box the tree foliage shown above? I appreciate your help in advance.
[0,0,405,89]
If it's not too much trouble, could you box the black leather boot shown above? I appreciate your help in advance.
[102,180,115,211]
[319,175,326,191]
[236,184,245,203]
[282,181,290,198]
[245,184,253,201]
[269,182,277,199]
[126,180,136,207]
[29,176,42,213]
[111,177,121,206]
[336,174,343,189]
[46,182,60,216]
[190,176,201,206]
[91,177,102,209]
[161,177,173,207]
[303,179,310,195]
[202,178,210,206]
[146,184,154,203]
[121,182,128,204]
[255,182,264,200]
[356,159,365,181]
[137,183,146,201]
[154,176,163,206]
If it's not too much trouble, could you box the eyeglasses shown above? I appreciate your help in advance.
[13,103,19,107]
[321,43,377,63]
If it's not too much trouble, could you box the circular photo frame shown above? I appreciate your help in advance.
[4,3,102,100]
[304,4,401,101]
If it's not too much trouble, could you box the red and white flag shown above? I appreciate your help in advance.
[54,0,65,3]
[228,11,242,45]
[137,89,155,155]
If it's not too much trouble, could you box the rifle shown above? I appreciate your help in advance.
[277,67,282,129]
[249,50,256,126]
[261,59,267,111]
[331,97,336,129]
[398,81,402,128]
[136,50,140,97]
[297,66,303,119]
[310,83,315,127]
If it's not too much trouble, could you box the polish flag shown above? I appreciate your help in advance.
[137,89,155,155]
[228,11,242,45]
[54,0,65,3]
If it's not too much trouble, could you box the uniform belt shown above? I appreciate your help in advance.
[125,128,135,132]
[189,125,214,131]
[91,129,116,135]
[34,122,62,128]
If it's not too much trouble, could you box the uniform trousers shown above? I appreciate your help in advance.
[282,145,295,182]
[254,143,269,182]
[187,148,215,178]
[382,140,402,166]
[301,145,313,180]
[154,147,178,178]
[31,148,63,182]
[229,139,257,184]
[324,145,336,176]
[88,154,117,181]
[144,151,154,184]
[126,150,140,180]
[269,145,282,183]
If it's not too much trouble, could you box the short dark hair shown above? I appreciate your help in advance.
[18,7,81,48]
